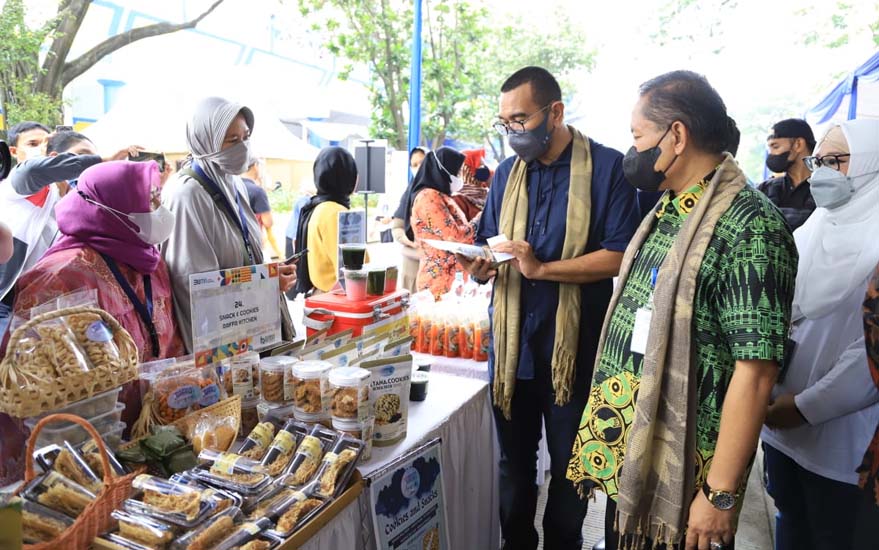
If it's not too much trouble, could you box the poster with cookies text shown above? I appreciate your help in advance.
[189,262,282,366]
[369,438,449,550]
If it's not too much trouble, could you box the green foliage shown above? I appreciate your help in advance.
[297,0,594,157]
[799,1,879,49]
[0,0,61,129]
[269,186,295,214]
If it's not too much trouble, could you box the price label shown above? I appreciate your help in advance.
[213,452,240,475]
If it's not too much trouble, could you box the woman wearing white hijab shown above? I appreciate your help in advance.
[162,97,296,351]
[761,118,879,550]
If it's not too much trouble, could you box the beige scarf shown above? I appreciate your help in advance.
[492,126,592,419]
[593,154,746,547]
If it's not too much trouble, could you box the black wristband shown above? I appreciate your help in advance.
[471,275,489,285]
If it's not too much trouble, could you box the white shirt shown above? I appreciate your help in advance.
[761,277,879,484]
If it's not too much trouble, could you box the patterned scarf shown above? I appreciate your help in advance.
[591,154,745,547]
[492,126,592,418]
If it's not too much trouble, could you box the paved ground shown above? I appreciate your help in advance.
[534,446,777,549]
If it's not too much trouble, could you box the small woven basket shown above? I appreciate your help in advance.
[0,306,138,418]
[125,394,242,451]
[18,413,142,549]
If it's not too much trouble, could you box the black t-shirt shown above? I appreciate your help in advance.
[757,174,815,230]
[242,178,271,215]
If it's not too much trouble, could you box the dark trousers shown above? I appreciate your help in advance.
[854,483,879,550]
[603,497,735,550]
[764,442,861,550]
[493,365,591,550]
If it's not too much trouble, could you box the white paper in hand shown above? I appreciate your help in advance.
[487,235,515,263]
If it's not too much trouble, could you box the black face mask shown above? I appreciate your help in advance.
[622,126,677,192]
[765,150,795,173]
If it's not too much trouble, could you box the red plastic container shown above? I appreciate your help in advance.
[304,289,410,338]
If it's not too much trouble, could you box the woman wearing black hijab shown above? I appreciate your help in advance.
[406,146,477,298]
[294,147,358,295]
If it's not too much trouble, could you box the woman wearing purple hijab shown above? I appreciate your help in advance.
[11,160,185,430]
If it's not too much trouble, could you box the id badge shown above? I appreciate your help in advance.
[630,307,652,356]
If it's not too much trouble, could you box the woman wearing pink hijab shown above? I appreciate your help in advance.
[12,160,185,430]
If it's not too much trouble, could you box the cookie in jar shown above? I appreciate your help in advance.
[290,360,332,424]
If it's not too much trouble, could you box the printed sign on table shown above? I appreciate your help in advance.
[189,263,282,366]
[369,438,449,550]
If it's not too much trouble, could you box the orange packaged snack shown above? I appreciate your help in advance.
[428,319,444,357]
[444,318,461,359]
[460,320,475,360]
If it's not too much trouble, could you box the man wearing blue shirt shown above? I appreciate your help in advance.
[459,67,640,550]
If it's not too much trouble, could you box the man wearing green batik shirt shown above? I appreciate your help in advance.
[567,71,797,550]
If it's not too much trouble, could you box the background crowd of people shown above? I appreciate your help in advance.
[0,64,878,550]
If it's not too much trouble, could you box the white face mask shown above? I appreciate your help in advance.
[20,146,44,161]
[449,175,464,193]
[810,166,856,210]
[199,140,252,175]
[82,194,176,245]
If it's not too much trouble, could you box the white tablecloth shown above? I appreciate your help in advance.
[414,352,551,486]
[301,372,500,550]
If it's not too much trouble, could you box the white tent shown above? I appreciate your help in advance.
[805,49,879,137]
[81,73,320,161]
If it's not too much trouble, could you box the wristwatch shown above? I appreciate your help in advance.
[702,480,738,511]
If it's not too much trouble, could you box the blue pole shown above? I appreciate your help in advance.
[407,0,423,163]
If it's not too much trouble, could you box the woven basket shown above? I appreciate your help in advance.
[125,394,242,451]
[0,306,138,418]
[18,413,142,549]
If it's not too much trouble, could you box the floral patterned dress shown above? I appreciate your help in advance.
[859,264,879,506]
[411,188,478,299]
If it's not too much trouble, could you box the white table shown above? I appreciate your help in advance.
[413,352,552,486]
[301,372,501,550]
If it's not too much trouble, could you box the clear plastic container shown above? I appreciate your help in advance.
[236,422,276,461]
[290,361,332,417]
[23,470,96,518]
[257,401,296,424]
[101,421,127,451]
[212,517,273,550]
[314,436,364,498]
[331,417,374,461]
[284,425,336,487]
[22,498,74,544]
[267,493,328,539]
[342,268,367,301]
[259,356,297,404]
[170,506,243,550]
[27,387,121,424]
[126,474,214,527]
[25,402,126,448]
[366,267,386,296]
[328,367,371,423]
[112,509,176,548]
[240,396,260,438]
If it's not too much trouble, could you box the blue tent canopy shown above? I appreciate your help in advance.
[805,49,879,128]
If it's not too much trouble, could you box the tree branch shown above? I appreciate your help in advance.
[60,0,225,88]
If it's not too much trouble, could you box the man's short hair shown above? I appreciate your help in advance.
[501,67,562,108]
[47,131,93,154]
[8,121,50,146]
[769,119,816,153]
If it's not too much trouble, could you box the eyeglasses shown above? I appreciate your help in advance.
[803,154,850,172]
[493,103,554,136]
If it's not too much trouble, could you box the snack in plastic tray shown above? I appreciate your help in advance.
[95,532,156,550]
[21,498,74,544]
[283,425,336,487]
[260,421,305,477]
[210,517,273,550]
[315,436,363,498]
[54,442,102,493]
[80,438,129,476]
[236,422,276,460]
[246,488,296,521]
[270,493,326,538]
[168,472,243,513]
[112,509,176,547]
[193,449,271,493]
[237,539,274,550]
[23,470,96,518]
[170,506,241,550]
[329,366,370,422]
[126,474,213,527]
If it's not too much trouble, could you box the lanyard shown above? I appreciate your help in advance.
[193,162,256,265]
[100,253,159,358]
